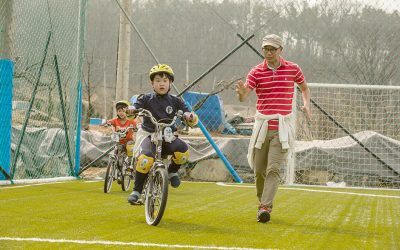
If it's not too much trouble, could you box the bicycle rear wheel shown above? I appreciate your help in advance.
[104,158,116,193]
[121,166,131,191]
[145,167,169,226]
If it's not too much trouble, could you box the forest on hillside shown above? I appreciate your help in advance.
[84,0,400,117]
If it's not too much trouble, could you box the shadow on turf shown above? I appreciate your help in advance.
[151,219,227,233]
[271,218,379,237]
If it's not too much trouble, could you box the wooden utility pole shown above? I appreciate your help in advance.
[115,0,132,104]
[103,58,107,118]
[186,59,189,85]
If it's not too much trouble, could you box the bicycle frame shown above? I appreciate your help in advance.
[104,125,135,193]
[135,108,183,225]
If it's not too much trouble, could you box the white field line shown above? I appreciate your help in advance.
[0,179,103,189]
[0,181,67,189]
[216,182,400,199]
[0,180,205,189]
[0,180,205,190]
[0,237,274,250]
[0,176,76,186]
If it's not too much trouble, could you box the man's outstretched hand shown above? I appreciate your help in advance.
[236,80,250,102]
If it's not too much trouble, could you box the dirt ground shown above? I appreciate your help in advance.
[79,166,106,180]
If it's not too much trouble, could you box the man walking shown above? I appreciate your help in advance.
[236,34,311,223]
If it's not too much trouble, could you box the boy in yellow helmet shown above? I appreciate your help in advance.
[127,64,198,204]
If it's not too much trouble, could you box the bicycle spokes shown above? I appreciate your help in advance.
[145,168,169,226]
[104,159,116,193]
[150,175,163,215]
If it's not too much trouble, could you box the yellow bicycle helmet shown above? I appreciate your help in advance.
[149,64,174,82]
[115,100,130,110]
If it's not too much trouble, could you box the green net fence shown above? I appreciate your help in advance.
[1,0,398,188]
[79,0,399,188]
[0,0,87,182]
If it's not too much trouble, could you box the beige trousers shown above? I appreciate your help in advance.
[254,130,288,208]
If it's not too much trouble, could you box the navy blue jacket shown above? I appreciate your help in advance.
[134,93,190,133]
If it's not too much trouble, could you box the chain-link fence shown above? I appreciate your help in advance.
[77,0,400,188]
[0,0,87,182]
[293,83,400,188]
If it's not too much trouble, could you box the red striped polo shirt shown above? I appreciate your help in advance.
[246,57,305,130]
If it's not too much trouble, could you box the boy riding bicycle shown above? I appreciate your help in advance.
[107,100,138,167]
[127,64,198,205]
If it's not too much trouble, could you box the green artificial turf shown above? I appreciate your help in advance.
[1,180,399,249]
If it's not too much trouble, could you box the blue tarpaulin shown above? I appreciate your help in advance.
[182,91,225,132]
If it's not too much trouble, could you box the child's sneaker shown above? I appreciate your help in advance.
[169,173,181,188]
[127,190,140,205]
[257,206,272,223]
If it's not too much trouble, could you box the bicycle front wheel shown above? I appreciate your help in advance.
[145,167,169,226]
[104,158,116,193]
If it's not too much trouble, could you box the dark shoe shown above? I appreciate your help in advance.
[127,191,140,205]
[257,206,272,223]
[169,173,181,188]
[117,167,123,184]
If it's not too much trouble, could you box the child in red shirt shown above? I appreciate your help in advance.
[107,100,138,162]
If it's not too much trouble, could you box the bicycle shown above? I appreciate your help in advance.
[133,108,183,226]
[103,126,136,193]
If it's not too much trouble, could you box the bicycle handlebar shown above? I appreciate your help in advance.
[111,125,135,137]
[136,108,183,128]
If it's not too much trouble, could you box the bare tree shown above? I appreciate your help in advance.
[83,48,96,122]
[0,0,14,58]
